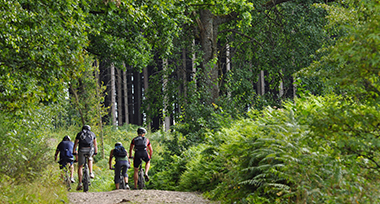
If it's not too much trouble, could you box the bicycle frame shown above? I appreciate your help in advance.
[58,160,73,191]
[62,163,71,191]
[137,163,145,189]
[82,153,91,192]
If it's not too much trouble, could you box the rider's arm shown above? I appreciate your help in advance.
[148,144,153,159]
[73,139,79,154]
[54,149,59,162]
[93,138,98,154]
[129,142,134,158]
[108,150,113,169]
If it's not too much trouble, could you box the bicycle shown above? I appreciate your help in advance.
[59,160,73,191]
[129,156,148,190]
[82,153,91,192]
[137,162,146,189]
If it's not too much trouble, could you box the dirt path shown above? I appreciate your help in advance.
[69,189,218,204]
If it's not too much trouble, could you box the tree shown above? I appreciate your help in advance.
[300,0,380,100]
[0,0,89,113]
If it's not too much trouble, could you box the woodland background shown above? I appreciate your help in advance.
[1,0,380,203]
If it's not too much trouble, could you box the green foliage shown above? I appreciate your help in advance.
[0,165,69,204]
[67,61,108,127]
[160,94,380,203]
[299,0,380,99]
[0,0,89,112]
[0,107,55,181]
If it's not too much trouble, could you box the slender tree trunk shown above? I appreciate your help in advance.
[94,61,105,159]
[279,69,284,98]
[182,47,187,99]
[163,58,170,132]
[226,43,231,98]
[257,70,265,95]
[143,67,150,129]
[123,65,129,125]
[117,68,123,126]
[110,63,116,126]
[192,39,197,84]
[133,70,142,125]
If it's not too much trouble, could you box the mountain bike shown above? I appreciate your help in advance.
[137,163,146,189]
[82,153,91,192]
[59,160,73,191]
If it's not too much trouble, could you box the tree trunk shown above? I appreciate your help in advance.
[163,58,170,132]
[182,47,187,99]
[257,70,265,95]
[143,67,150,129]
[123,65,129,125]
[133,70,142,125]
[94,61,105,159]
[117,68,123,126]
[110,63,116,126]
[226,43,231,98]
[192,39,197,84]
[199,9,219,102]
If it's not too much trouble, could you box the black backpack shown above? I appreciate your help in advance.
[79,130,93,147]
[134,136,147,151]
[113,145,127,157]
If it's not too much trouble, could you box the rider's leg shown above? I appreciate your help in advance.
[133,167,138,189]
[114,162,122,189]
[77,164,83,184]
[145,160,150,175]
[124,175,128,184]
[70,163,74,178]
[121,164,129,187]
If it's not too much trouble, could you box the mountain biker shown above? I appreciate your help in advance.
[109,142,131,190]
[73,125,98,191]
[55,135,75,183]
[129,127,153,189]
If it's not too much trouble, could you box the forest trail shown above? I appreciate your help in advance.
[68,189,218,204]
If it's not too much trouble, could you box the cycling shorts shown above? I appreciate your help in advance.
[133,150,150,168]
[59,158,74,169]
[114,160,129,184]
[78,147,94,166]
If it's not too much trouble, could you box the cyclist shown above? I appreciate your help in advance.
[109,142,131,190]
[129,127,153,189]
[73,125,98,191]
[54,135,75,183]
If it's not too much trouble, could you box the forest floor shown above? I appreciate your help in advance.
[68,189,219,204]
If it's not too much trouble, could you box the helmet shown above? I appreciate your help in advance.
[137,127,147,134]
[83,125,91,131]
[115,142,122,146]
[63,135,71,141]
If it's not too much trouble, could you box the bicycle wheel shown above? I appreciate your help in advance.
[120,175,126,189]
[137,168,145,189]
[83,164,89,192]
[65,167,71,191]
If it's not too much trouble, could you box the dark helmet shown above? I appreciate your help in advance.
[63,135,71,141]
[82,125,91,131]
[115,142,122,146]
[137,127,147,134]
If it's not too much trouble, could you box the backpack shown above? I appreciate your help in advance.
[79,130,93,147]
[113,145,127,157]
[64,148,72,158]
[134,136,147,151]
